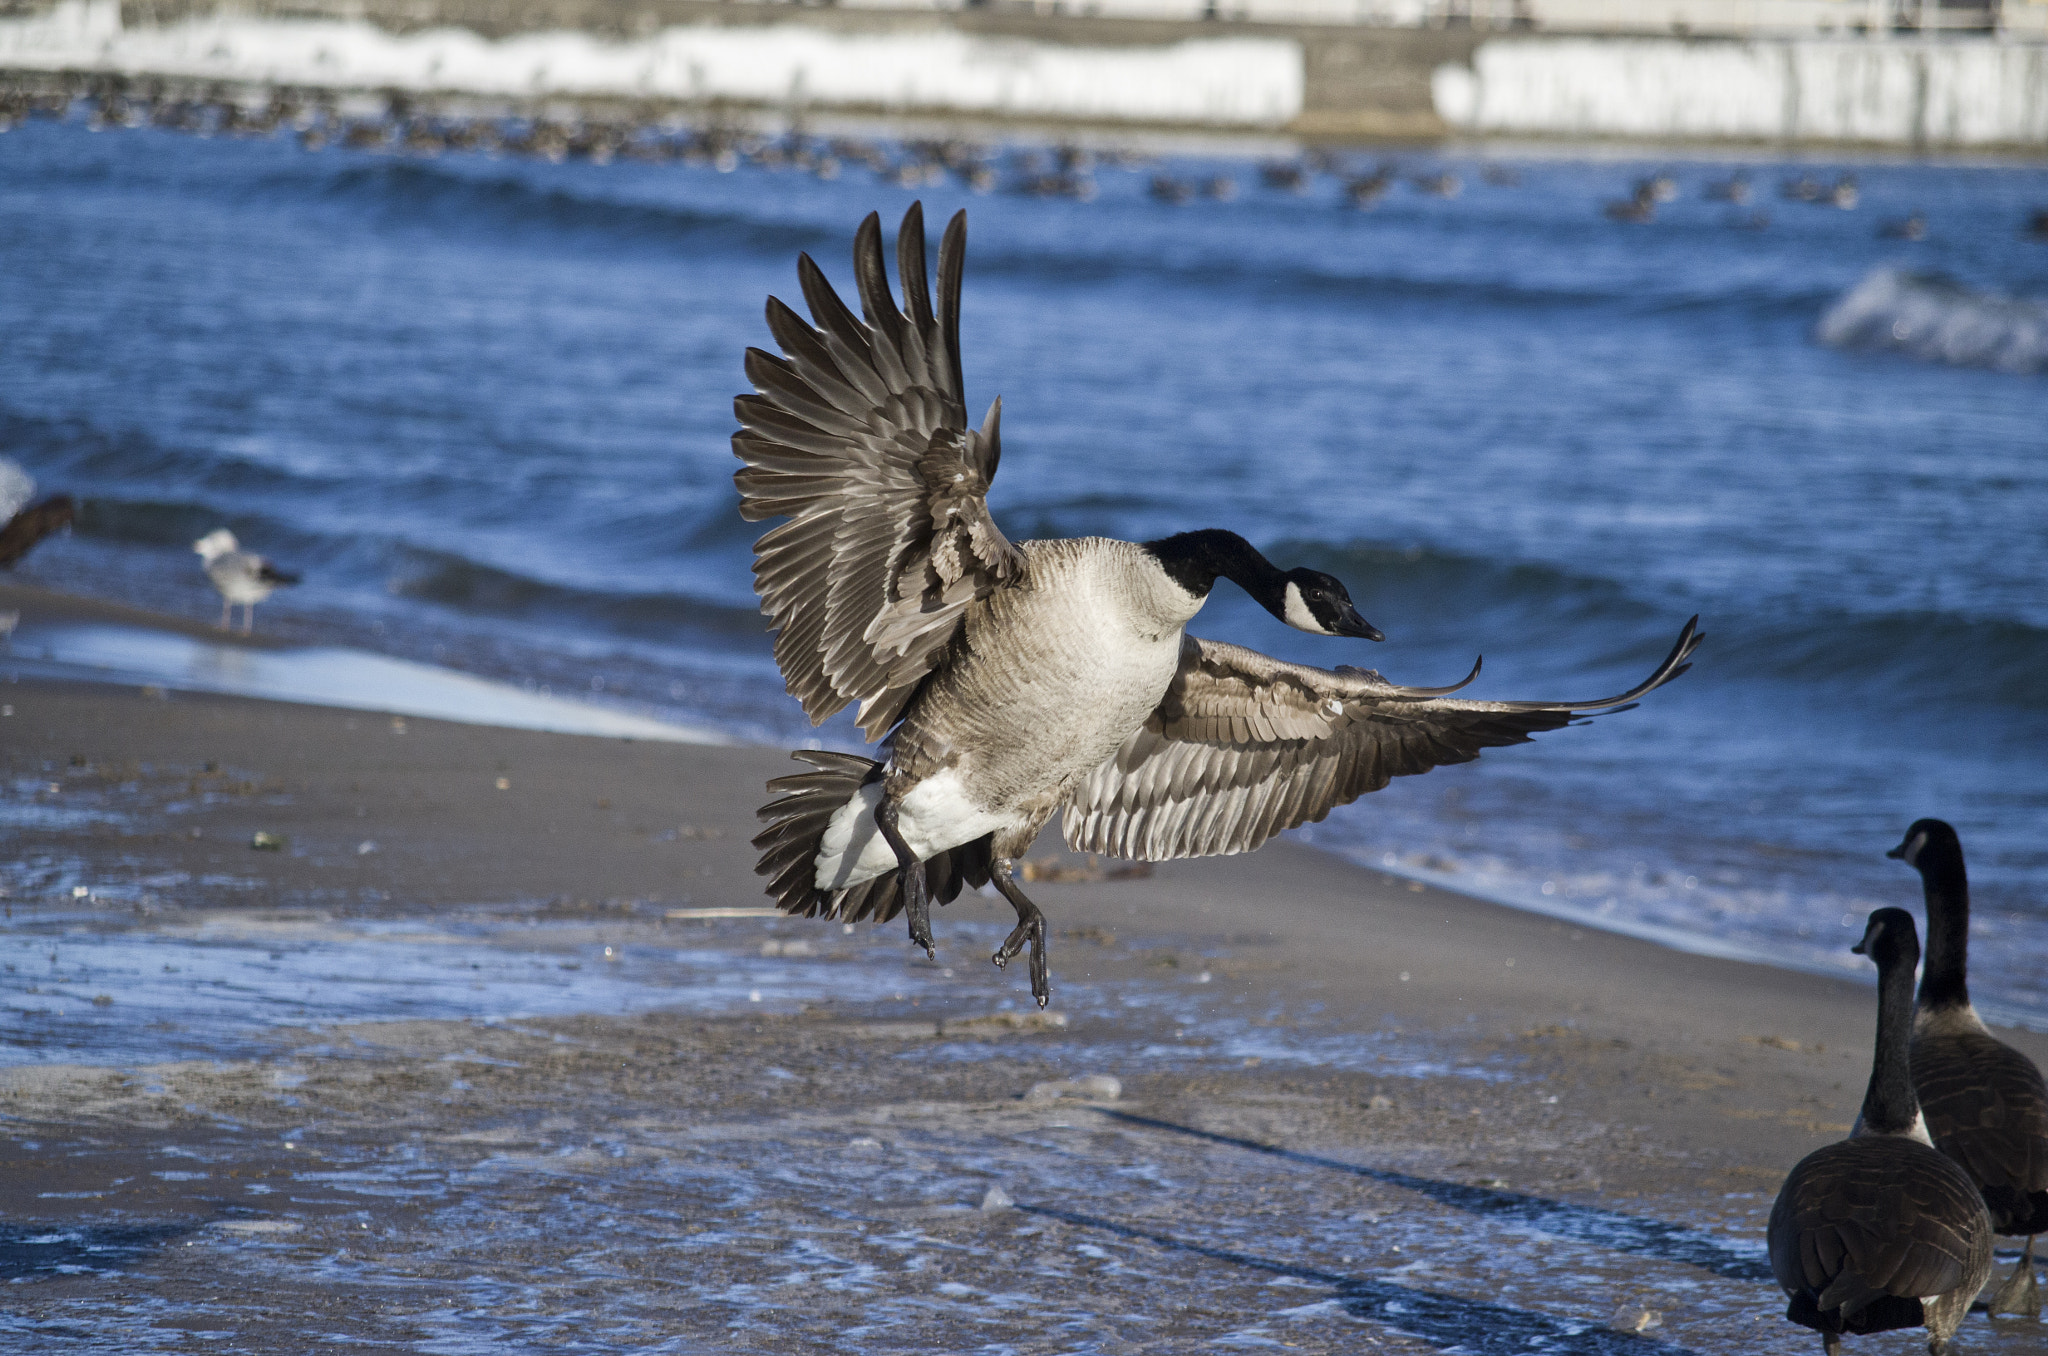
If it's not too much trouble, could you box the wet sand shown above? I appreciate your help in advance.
[2,586,2043,1353]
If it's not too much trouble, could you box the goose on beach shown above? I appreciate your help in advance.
[1769,908,1992,1355]
[193,528,299,635]
[1892,818,2048,1319]
[736,205,1701,1006]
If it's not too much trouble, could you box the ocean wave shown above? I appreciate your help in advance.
[307,160,834,253]
[1273,538,2048,711]
[1818,267,2048,374]
[384,544,768,644]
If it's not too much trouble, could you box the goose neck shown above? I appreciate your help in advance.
[1859,940,1923,1137]
[1140,529,1283,604]
[1916,852,1971,1013]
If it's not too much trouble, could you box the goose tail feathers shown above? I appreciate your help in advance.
[753,750,993,924]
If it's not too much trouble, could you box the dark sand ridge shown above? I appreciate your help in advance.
[2,582,2042,1352]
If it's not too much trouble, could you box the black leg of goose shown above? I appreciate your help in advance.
[871,798,934,959]
[989,858,1050,1008]
[1987,1235,2039,1318]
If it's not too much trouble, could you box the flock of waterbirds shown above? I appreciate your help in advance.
[7,79,2048,240]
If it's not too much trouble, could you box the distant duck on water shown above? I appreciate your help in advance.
[735,205,1702,1006]
[193,529,299,635]
[1770,908,1992,1355]
[1892,819,2048,1319]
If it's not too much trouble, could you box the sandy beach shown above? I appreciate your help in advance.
[2,580,2042,1354]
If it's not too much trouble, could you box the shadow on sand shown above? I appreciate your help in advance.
[1019,1202,1700,1355]
[1099,1109,1771,1283]
[0,1221,194,1281]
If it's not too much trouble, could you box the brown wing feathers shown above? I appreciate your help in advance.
[1771,1137,1988,1331]
[735,204,1020,741]
[0,495,76,568]
[1913,1031,2048,1233]
[1066,618,1702,862]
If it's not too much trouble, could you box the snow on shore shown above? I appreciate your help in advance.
[1434,36,2048,147]
[0,0,1304,126]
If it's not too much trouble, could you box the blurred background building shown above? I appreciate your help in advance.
[1,0,2045,150]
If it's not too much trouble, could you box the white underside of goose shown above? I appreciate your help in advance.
[814,770,1018,892]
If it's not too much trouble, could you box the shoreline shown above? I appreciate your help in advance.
[4,583,2046,1348]
[5,577,2036,1030]
[7,577,2034,1032]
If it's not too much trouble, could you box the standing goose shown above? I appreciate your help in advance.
[1770,908,1993,1355]
[737,204,1701,1005]
[1891,818,2048,1318]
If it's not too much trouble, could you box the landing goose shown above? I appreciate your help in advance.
[1769,908,1992,1355]
[737,205,1701,1005]
[1892,818,2048,1318]
[193,528,299,635]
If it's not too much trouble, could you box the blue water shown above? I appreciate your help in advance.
[3,113,2045,1021]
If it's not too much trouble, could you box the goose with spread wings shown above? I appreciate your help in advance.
[738,205,1701,1006]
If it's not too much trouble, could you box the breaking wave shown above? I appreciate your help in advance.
[1818,267,2048,375]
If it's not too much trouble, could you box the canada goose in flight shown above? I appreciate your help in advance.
[736,205,1701,1005]
[1770,908,1992,1355]
[1892,819,2048,1319]
[193,528,299,635]
[0,458,74,570]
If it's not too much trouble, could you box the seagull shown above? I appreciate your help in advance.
[0,458,75,570]
[193,528,299,635]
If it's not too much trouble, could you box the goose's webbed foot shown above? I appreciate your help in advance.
[873,798,935,960]
[902,865,934,959]
[990,859,1050,1008]
[1987,1237,2040,1319]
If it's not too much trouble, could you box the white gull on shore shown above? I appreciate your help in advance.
[194,528,299,635]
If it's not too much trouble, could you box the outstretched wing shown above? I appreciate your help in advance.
[1064,618,1701,861]
[0,496,76,570]
[734,204,1022,741]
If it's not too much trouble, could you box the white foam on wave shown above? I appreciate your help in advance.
[1818,267,2048,375]
[7,620,729,743]
[0,0,1303,126]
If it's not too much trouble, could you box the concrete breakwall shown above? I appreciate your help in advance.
[0,0,2043,148]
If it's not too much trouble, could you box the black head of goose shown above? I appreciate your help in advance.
[1769,907,1992,1355]
[1890,818,2048,1318]
[735,204,1702,1007]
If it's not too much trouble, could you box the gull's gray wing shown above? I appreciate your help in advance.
[1063,618,1701,862]
[734,204,1021,741]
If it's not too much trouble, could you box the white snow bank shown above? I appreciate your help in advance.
[1818,267,2048,375]
[1434,36,2048,147]
[0,0,1304,126]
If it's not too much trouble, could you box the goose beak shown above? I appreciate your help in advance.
[1884,842,1907,861]
[1851,937,1868,955]
[1333,603,1384,642]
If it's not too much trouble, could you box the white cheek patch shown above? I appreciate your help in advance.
[1282,581,1330,634]
[1905,832,1927,866]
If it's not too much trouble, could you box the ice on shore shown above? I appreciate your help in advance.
[1434,36,2048,147]
[0,0,1303,126]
